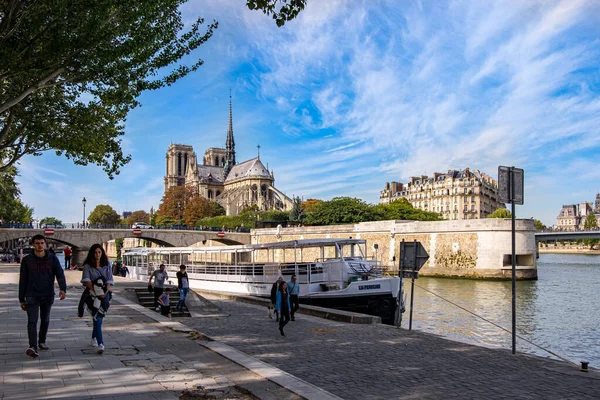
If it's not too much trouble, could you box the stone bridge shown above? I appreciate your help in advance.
[0,228,250,265]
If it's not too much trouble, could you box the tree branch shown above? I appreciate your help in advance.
[0,112,14,145]
[0,67,65,114]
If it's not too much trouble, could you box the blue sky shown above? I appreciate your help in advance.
[17,0,600,226]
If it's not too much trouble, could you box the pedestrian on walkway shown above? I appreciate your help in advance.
[175,264,189,311]
[269,276,283,321]
[63,246,72,270]
[81,244,114,355]
[287,274,300,321]
[119,264,129,277]
[18,234,67,358]
[276,281,291,336]
[148,264,168,310]
[112,261,120,277]
[158,288,172,318]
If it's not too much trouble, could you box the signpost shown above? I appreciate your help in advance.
[133,228,142,236]
[217,231,225,238]
[44,228,55,236]
[398,239,429,330]
[498,165,525,355]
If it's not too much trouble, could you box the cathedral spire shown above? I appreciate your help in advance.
[225,91,236,175]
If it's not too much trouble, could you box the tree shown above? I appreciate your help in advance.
[371,198,442,221]
[157,185,197,222]
[183,197,212,226]
[155,214,177,227]
[0,1,305,176]
[246,0,307,27]
[289,196,305,222]
[40,217,62,226]
[115,238,124,259]
[304,197,374,225]
[209,201,226,217]
[126,210,150,226]
[88,204,121,225]
[0,167,33,223]
[302,198,323,213]
[533,219,546,231]
[584,213,598,229]
[488,208,512,218]
[260,210,290,221]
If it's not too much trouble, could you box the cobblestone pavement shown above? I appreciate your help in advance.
[0,271,303,400]
[189,294,600,400]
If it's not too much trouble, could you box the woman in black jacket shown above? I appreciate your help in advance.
[269,277,283,321]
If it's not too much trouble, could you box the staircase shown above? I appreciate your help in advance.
[133,288,191,318]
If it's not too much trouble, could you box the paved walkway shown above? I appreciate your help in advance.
[0,268,335,400]
[190,293,600,400]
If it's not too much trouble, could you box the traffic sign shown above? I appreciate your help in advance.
[217,231,225,238]
[133,228,142,235]
[44,228,54,236]
[498,166,524,205]
[400,241,429,272]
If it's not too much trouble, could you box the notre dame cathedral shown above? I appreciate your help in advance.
[164,97,293,216]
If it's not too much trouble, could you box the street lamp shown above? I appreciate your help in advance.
[82,197,87,229]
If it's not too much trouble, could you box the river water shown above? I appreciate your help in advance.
[403,253,600,367]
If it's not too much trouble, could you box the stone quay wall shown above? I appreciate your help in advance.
[251,219,537,280]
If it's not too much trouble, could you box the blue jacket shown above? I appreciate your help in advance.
[275,291,291,313]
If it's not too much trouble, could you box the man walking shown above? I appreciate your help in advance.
[19,234,66,357]
[287,274,300,321]
[63,246,72,270]
[148,264,168,310]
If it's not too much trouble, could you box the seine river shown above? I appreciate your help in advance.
[402,253,600,367]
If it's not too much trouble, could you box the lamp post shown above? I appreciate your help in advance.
[82,197,87,229]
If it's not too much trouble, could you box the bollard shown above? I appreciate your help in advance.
[580,361,589,372]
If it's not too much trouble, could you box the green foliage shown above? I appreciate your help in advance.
[583,239,600,250]
[155,215,176,226]
[197,214,257,230]
[533,219,546,231]
[304,197,374,225]
[126,210,150,225]
[115,238,124,259]
[87,204,121,225]
[371,198,442,221]
[584,213,598,229]
[0,167,33,222]
[40,217,63,226]
[488,208,512,218]
[261,210,290,222]
[209,201,226,217]
[246,0,306,27]
[289,196,305,222]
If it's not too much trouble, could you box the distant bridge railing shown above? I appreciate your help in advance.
[535,230,600,241]
[0,223,251,233]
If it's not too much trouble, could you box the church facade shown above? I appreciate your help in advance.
[164,98,293,216]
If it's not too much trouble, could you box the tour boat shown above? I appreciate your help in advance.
[122,238,404,324]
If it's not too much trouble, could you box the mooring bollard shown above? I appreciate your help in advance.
[580,361,589,372]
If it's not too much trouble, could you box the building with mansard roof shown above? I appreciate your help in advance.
[380,168,504,220]
[556,193,600,230]
[164,97,293,216]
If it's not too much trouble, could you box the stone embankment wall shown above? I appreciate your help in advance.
[251,219,537,280]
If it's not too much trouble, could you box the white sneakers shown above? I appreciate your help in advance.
[97,344,105,354]
[91,337,98,347]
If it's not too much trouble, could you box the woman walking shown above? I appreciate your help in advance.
[275,281,291,336]
[175,264,189,312]
[81,244,114,354]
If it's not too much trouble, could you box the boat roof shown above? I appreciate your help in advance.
[122,238,367,255]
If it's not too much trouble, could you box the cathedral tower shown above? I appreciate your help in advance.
[165,144,194,192]
[225,95,236,176]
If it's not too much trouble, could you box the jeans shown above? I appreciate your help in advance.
[64,256,71,270]
[279,311,290,331]
[26,296,54,349]
[92,292,110,345]
[153,287,164,309]
[177,288,189,310]
[290,295,299,319]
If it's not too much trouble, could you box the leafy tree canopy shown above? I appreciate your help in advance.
[0,0,304,176]
[40,217,62,226]
[584,213,598,229]
[261,210,290,222]
[157,185,197,222]
[302,198,323,213]
[488,208,512,218]
[88,204,121,225]
[155,214,177,227]
[126,210,150,225]
[304,197,374,225]
[0,167,33,222]
[183,196,213,226]
[533,219,546,231]
[289,196,305,222]
[371,198,442,221]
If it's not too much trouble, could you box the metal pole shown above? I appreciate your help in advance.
[409,239,417,331]
[397,239,405,328]
[511,167,516,355]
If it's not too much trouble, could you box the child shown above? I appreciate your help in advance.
[158,288,172,319]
